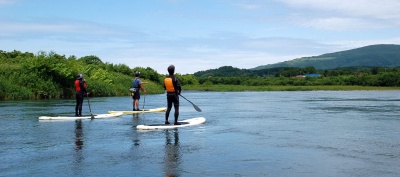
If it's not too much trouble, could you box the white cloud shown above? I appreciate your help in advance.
[277,0,400,29]
[326,37,400,51]
[0,20,132,41]
[0,0,16,5]
[0,22,79,34]
[297,17,383,31]
[278,0,400,17]
[234,3,263,10]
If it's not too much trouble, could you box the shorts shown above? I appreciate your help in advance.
[132,90,140,100]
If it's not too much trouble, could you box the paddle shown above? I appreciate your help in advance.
[142,89,146,112]
[180,95,202,112]
[141,82,148,112]
[86,92,95,119]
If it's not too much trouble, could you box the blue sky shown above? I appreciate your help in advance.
[1,0,400,74]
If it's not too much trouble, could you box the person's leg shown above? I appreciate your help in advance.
[173,96,180,125]
[135,93,141,110]
[75,94,79,116]
[132,97,136,111]
[165,95,173,124]
[135,99,140,110]
[77,94,83,116]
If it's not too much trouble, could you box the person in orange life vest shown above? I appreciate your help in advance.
[164,65,182,125]
[74,74,87,117]
[132,71,147,111]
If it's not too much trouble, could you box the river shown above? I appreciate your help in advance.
[1,91,399,177]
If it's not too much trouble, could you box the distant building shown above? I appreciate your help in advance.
[294,75,305,78]
[304,74,321,77]
[294,74,320,78]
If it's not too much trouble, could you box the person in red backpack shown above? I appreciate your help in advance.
[74,74,87,117]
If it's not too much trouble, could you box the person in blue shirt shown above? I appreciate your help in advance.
[131,71,146,111]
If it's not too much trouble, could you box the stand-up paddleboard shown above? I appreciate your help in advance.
[38,112,123,120]
[136,117,206,130]
[108,107,167,114]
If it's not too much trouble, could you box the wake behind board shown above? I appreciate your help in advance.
[108,107,167,114]
[38,112,123,120]
[136,117,206,130]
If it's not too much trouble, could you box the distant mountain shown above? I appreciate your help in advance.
[251,44,400,70]
[193,44,400,78]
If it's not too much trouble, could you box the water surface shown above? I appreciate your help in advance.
[1,91,399,176]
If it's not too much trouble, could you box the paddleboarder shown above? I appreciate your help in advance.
[74,74,87,117]
[132,71,147,111]
[164,65,182,125]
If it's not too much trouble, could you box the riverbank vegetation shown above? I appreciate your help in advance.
[183,85,399,92]
[1,50,400,100]
[0,50,164,100]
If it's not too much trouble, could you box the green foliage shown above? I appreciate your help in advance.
[79,55,103,65]
[0,50,164,100]
[194,66,251,77]
[86,79,115,96]
[90,68,113,84]
[174,74,199,85]
[2,47,400,100]
[132,67,162,83]
[111,63,134,76]
[197,69,400,88]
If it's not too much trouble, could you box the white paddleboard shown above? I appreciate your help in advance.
[136,117,206,130]
[38,112,123,120]
[108,107,167,114]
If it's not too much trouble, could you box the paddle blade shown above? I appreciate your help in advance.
[193,104,202,112]
[180,95,202,112]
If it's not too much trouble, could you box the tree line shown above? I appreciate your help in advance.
[1,50,400,100]
[195,66,400,87]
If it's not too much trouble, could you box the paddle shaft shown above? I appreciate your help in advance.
[86,93,95,118]
[142,85,147,110]
[180,95,202,112]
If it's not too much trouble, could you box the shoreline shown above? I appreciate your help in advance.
[183,85,400,92]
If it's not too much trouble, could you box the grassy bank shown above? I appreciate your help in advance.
[183,84,400,91]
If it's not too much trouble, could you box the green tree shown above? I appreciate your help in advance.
[79,55,103,65]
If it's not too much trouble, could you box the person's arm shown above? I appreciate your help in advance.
[81,80,87,94]
[139,80,146,93]
[175,77,181,95]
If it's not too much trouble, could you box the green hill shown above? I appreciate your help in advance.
[252,44,400,70]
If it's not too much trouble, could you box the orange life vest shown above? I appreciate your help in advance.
[164,77,175,92]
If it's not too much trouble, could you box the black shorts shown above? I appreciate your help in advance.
[167,93,179,107]
[132,90,140,100]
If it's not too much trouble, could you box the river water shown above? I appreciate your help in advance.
[1,91,399,177]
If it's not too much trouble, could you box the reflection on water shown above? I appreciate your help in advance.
[164,129,181,177]
[132,114,141,147]
[73,119,84,176]
[74,120,84,150]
